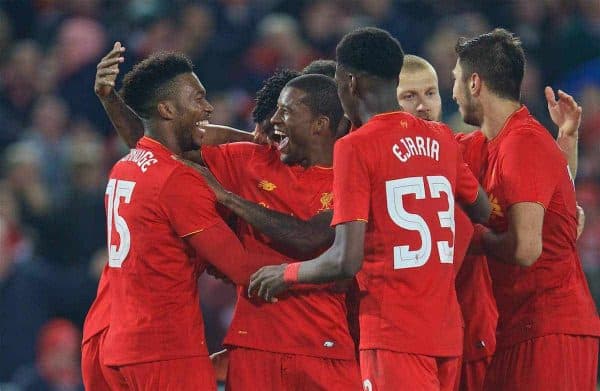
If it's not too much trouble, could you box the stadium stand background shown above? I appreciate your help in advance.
[0,1,598,389]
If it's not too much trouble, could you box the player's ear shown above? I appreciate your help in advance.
[470,73,482,97]
[312,115,330,136]
[349,73,359,97]
[157,101,176,120]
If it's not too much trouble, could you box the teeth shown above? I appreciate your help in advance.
[196,120,209,126]
[274,130,286,136]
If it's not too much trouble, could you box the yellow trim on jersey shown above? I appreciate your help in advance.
[181,228,205,238]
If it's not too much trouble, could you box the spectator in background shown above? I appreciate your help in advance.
[55,17,111,135]
[242,13,318,92]
[11,318,84,391]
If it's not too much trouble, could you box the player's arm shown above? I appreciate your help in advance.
[185,220,284,285]
[455,149,491,223]
[472,202,544,267]
[219,194,334,258]
[163,168,286,286]
[94,42,144,148]
[248,221,366,302]
[461,185,490,224]
[95,44,253,149]
[180,161,335,257]
[545,87,581,178]
[248,137,369,302]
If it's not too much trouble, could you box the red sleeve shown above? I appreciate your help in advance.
[499,132,561,208]
[455,147,480,205]
[187,222,286,286]
[200,142,259,191]
[453,207,474,271]
[331,137,371,226]
[159,166,221,237]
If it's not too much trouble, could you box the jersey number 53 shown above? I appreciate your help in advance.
[386,176,455,269]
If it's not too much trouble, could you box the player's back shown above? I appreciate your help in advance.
[337,111,477,357]
[102,136,214,366]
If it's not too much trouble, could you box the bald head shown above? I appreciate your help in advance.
[397,55,442,121]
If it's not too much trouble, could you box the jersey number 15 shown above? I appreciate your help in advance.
[105,179,136,268]
[386,175,455,269]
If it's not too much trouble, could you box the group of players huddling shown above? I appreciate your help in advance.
[81,26,599,391]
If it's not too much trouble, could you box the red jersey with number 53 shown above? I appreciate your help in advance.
[102,137,222,366]
[331,112,480,357]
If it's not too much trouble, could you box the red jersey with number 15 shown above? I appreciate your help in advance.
[331,112,480,357]
[102,137,223,366]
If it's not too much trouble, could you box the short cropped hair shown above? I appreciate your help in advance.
[120,52,193,119]
[401,54,436,74]
[252,69,301,123]
[336,27,404,80]
[302,59,337,78]
[285,74,343,135]
[455,28,525,101]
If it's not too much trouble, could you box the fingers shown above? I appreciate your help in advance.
[97,67,120,77]
[544,86,556,107]
[97,56,124,70]
[96,80,115,88]
[557,89,577,110]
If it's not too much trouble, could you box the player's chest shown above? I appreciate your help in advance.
[238,166,333,219]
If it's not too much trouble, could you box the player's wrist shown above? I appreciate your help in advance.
[470,224,490,255]
[283,262,301,284]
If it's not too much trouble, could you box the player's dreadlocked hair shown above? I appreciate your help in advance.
[302,59,337,78]
[120,52,193,119]
[455,28,525,101]
[336,27,404,81]
[286,74,343,136]
[252,69,301,124]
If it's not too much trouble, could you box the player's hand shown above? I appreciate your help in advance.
[545,86,582,146]
[95,42,125,99]
[576,204,585,240]
[248,264,289,302]
[209,349,229,382]
[177,158,230,203]
[196,165,230,203]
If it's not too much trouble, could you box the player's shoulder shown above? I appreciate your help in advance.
[454,129,484,144]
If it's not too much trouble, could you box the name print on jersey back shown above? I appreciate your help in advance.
[393,136,440,162]
[120,148,158,172]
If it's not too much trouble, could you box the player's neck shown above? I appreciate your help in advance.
[358,89,400,125]
[144,123,184,156]
[304,140,334,168]
[480,96,522,141]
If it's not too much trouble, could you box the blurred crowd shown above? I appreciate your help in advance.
[0,0,598,389]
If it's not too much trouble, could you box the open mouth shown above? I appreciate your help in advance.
[274,130,289,153]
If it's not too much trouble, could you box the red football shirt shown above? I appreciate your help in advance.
[331,111,480,357]
[454,130,498,361]
[101,137,277,366]
[82,265,110,344]
[482,106,600,349]
[202,143,356,360]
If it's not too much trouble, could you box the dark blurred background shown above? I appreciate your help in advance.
[0,1,598,390]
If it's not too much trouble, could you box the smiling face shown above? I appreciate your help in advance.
[170,72,214,151]
[397,67,442,121]
[270,86,317,165]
